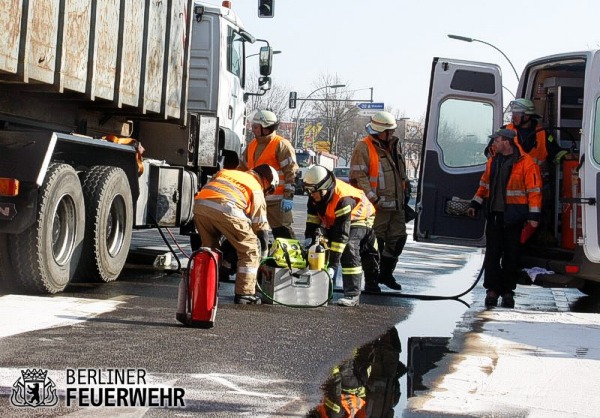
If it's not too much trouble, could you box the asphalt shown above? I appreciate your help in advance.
[3,193,597,417]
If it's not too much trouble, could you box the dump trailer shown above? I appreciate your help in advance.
[0,0,272,294]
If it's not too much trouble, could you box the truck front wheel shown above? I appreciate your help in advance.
[77,166,133,282]
[10,163,85,293]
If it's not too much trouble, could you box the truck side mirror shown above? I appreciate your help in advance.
[258,76,272,91]
[259,46,273,76]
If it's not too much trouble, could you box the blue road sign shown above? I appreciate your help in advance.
[357,102,384,110]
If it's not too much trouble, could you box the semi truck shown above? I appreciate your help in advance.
[415,51,600,297]
[0,0,273,294]
[294,149,337,194]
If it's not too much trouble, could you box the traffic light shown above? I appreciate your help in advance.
[289,91,297,109]
[258,0,274,18]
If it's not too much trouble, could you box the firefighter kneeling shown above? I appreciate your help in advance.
[193,164,278,304]
[303,165,379,307]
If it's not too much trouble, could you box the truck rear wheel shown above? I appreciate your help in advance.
[0,233,14,286]
[10,163,85,293]
[77,166,133,282]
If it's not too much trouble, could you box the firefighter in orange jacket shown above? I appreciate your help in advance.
[193,164,278,304]
[504,98,573,235]
[239,110,299,239]
[350,111,408,293]
[303,165,379,307]
[467,129,542,308]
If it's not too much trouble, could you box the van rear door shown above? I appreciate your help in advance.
[415,58,503,246]
[582,50,600,262]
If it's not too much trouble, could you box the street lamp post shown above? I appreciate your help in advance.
[293,84,345,148]
[447,34,520,82]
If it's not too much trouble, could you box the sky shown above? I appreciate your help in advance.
[233,0,600,120]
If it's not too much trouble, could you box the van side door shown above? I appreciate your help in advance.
[582,50,600,262]
[415,58,503,246]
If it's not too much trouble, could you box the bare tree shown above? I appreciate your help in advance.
[307,74,358,155]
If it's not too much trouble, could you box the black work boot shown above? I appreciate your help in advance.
[234,294,261,305]
[363,278,381,293]
[378,256,402,290]
[485,290,499,307]
[501,292,515,308]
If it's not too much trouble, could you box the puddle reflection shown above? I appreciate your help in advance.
[308,327,454,417]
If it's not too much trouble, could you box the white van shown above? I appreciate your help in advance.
[415,52,600,296]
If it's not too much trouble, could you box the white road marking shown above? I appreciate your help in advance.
[0,295,128,338]
[192,373,299,399]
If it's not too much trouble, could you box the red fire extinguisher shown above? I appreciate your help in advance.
[176,248,220,328]
[561,159,582,250]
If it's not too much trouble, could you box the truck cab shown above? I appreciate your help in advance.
[416,52,600,296]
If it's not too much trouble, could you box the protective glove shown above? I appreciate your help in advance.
[280,198,294,213]
[327,265,339,280]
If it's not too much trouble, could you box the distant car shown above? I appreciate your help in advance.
[333,166,350,183]
[409,178,418,194]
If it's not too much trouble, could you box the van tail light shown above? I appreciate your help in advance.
[565,265,580,274]
[0,178,19,196]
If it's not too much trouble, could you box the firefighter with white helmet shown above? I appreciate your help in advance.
[193,164,278,304]
[303,165,379,307]
[350,111,409,293]
[504,98,573,240]
[239,110,299,239]
[505,98,566,166]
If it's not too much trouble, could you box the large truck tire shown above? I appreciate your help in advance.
[10,163,85,293]
[0,233,13,284]
[77,166,133,282]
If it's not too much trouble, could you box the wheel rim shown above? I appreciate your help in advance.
[106,195,127,257]
[52,193,78,266]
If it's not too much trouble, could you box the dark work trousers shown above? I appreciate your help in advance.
[339,226,380,297]
[483,212,522,295]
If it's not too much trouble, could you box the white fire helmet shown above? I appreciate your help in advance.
[303,165,334,194]
[252,110,279,129]
[365,111,398,135]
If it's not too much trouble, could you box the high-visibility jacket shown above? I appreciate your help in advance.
[242,133,298,200]
[305,180,375,261]
[194,169,269,233]
[321,181,375,229]
[506,122,548,166]
[350,135,407,210]
[471,149,542,225]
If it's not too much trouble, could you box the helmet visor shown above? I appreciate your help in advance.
[303,183,319,194]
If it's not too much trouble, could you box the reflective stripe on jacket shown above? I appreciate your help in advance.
[506,122,548,165]
[194,169,269,232]
[472,150,542,224]
[322,181,375,229]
